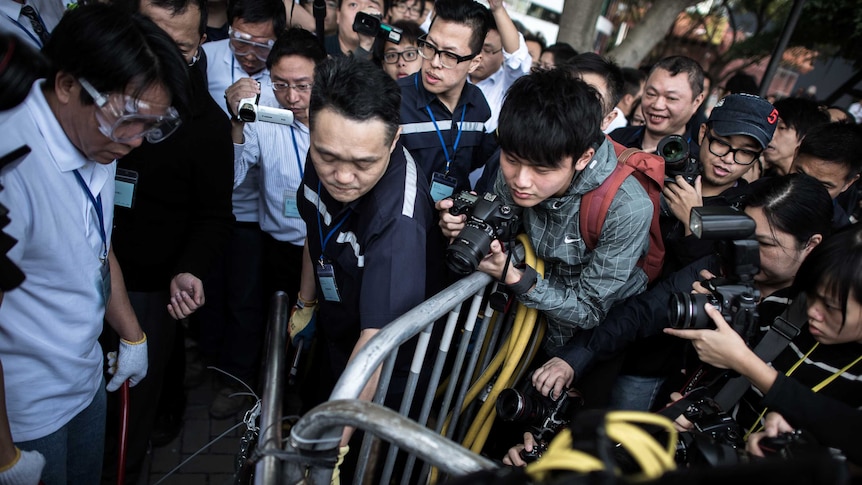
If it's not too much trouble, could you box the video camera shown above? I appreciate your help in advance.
[237,94,294,125]
[446,191,519,275]
[352,11,402,44]
[669,207,760,342]
[496,377,583,462]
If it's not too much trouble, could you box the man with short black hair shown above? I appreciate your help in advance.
[324,0,386,58]
[101,0,235,479]
[611,56,705,155]
[604,66,645,133]
[440,67,652,350]
[764,97,831,176]
[399,0,497,198]
[0,5,189,483]
[790,121,862,227]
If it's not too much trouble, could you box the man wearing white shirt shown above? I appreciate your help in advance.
[198,0,285,418]
[0,5,188,483]
[231,28,324,381]
[468,0,529,133]
[604,66,645,134]
[0,0,50,48]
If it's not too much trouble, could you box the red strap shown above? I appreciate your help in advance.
[580,162,634,250]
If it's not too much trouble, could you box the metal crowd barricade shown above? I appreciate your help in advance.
[281,271,509,484]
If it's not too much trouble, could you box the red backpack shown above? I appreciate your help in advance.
[579,138,665,283]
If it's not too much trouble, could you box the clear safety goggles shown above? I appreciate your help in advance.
[228,27,275,62]
[79,78,181,144]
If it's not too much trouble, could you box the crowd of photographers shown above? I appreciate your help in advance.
[1,0,862,483]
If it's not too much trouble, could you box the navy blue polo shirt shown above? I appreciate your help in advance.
[297,141,445,373]
[398,71,498,193]
[609,125,700,160]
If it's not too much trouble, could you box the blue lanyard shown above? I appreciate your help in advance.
[3,14,42,47]
[416,74,467,174]
[290,125,304,179]
[316,180,350,263]
[73,169,108,263]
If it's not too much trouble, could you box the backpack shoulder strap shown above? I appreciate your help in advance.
[580,162,634,250]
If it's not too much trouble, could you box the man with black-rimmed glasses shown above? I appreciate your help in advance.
[398,0,496,199]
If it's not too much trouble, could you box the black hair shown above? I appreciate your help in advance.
[310,57,401,144]
[650,55,704,99]
[429,0,489,55]
[772,97,830,140]
[43,4,191,118]
[724,72,758,96]
[227,0,287,35]
[794,224,862,328]
[372,20,423,66]
[621,66,646,98]
[133,0,208,36]
[498,67,603,169]
[523,31,546,50]
[0,34,50,111]
[566,52,624,115]
[797,122,862,181]
[266,27,327,69]
[541,42,577,66]
[745,173,833,249]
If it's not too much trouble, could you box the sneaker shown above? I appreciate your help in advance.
[209,386,252,419]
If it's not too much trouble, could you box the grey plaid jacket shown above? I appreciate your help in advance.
[493,138,653,350]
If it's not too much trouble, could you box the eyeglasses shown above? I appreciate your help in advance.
[391,2,422,16]
[416,34,477,69]
[271,81,313,92]
[79,78,181,144]
[383,48,419,64]
[704,131,761,166]
[228,27,275,62]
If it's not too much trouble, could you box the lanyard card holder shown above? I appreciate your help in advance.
[430,172,458,202]
[115,169,139,209]
[317,261,342,302]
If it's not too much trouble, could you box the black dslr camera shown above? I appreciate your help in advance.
[496,377,583,462]
[669,207,760,342]
[352,11,402,44]
[658,134,700,186]
[446,192,519,275]
[675,396,745,466]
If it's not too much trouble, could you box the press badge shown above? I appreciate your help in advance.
[317,261,342,302]
[99,262,112,306]
[114,169,138,209]
[283,190,300,218]
[430,172,457,202]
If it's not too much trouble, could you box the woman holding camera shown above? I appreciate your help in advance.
[666,224,862,465]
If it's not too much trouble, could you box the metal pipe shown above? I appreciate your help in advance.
[290,400,497,480]
[253,291,290,485]
[290,272,493,452]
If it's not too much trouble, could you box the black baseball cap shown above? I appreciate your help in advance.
[708,93,778,149]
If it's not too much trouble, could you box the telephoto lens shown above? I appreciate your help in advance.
[669,292,720,329]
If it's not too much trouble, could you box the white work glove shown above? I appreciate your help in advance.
[106,334,148,392]
[0,448,45,485]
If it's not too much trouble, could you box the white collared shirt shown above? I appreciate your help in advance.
[604,106,628,134]
[470,32,532,133]
[202,39,274,222]
[234,97,309,245]
[0,0,46,48]
[0,81,115,441]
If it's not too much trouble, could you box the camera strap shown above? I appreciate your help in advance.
[712,296,807,410]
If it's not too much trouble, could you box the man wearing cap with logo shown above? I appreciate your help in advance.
[608,93,779,412]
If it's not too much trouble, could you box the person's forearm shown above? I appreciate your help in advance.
[0,361,16,467]
[299,240,316,302]
[340,328,381,446]
[105,248,145,342]
[283,0,316,30]
[733,349,779,394]
[491,4,519,54]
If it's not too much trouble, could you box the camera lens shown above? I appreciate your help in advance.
[496,388,547,424]
[445,222,494,275]
[669,292,717,329]
[658,135,688,166]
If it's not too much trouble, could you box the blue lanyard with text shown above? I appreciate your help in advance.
[73,169,108,263]
[316,180,350,263]
[3,14,42,47]
[416,74,467,174]
[290,125,304,179]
